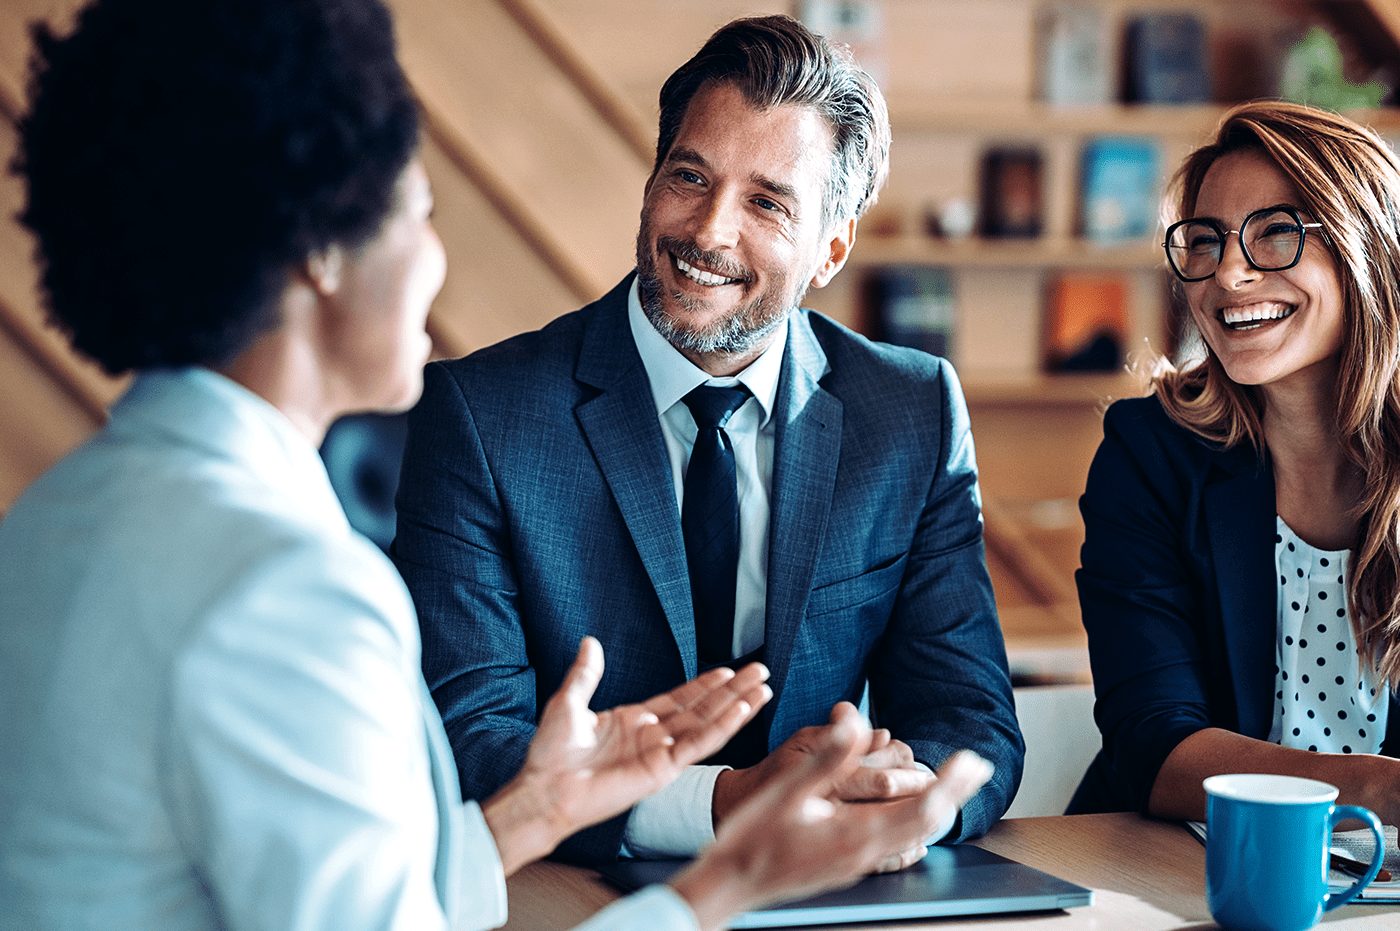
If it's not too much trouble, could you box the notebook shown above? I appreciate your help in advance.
[596,844,1094,928]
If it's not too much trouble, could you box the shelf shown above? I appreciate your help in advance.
[962,372,1148,406]
[884,98,1400,137]
[853,235,1164,270]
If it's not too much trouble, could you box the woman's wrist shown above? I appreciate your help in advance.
[480,773,569,876]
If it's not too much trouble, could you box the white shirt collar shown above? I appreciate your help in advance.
[626,277,787,425]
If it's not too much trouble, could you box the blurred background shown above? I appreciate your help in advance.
[2,0,1397,811]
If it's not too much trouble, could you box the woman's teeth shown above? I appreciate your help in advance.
[1221,303,1294,330]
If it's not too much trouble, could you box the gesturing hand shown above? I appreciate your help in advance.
[482,637,771,874]
[672,704,994,931]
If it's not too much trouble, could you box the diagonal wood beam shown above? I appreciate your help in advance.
[0,292,110,425]
[981,493,1079,608]
[416,90,607,307]
[492,0,654,167]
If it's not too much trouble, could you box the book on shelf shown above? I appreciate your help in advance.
[1036,2,1112,106]
[864,265,955,362]
[1079,136,1158,245]
[980,146,1043,239]
[795,0,888,87]
[1125,13,1212,104]
[1043,271,1127,373]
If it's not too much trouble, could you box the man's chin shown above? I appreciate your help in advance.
[650,304,785,356]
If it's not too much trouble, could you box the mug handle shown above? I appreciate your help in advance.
[1323,805,1385,911]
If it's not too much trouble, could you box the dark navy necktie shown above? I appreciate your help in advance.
[681,384,751,668]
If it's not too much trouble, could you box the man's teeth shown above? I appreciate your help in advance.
[1221,303,1293,330]
[675,256,739,286]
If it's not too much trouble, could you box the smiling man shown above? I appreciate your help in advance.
[393,15,1024,864]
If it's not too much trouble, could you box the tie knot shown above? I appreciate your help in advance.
[683,384,751,430]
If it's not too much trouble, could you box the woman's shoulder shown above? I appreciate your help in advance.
[1101,392,1235,460]
[1091,391,1257,504]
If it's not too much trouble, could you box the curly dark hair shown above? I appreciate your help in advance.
[17,0,420,374]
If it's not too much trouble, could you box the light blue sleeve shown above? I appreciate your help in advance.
[571,885,698,931]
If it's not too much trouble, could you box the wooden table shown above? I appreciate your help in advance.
[500,812,1400,930]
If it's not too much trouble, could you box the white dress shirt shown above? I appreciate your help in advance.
[622,284,951,856]
[622,282,786,857]
[0,368,694,931]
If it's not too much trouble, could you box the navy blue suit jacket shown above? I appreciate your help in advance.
[394,276,1023,861]
[1071,395,1400,814]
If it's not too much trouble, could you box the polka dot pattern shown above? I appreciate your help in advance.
[1269,517,1388,753]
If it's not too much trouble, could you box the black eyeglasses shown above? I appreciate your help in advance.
[1163,206,1324,282]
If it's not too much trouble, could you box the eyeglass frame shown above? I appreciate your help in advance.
[1162,205,1324,282]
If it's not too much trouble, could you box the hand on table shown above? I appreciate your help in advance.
[712,701,937,872]
[482,636,771,874]
[672,703,994,931]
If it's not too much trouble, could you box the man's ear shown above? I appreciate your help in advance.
[809,217,857,289]
[302,245,345,297]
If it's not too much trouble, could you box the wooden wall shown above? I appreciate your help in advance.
[1,1,1388,671]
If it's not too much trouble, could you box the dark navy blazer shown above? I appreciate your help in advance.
[1071,395,1400,814]
[393,275,1024,862]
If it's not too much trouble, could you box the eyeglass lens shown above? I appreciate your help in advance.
[1166,209,1307,279]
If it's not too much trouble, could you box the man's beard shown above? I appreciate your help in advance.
[635,226,798,356]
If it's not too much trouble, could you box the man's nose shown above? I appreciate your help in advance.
[690,191,741,252]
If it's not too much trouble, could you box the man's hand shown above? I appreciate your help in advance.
[482,636,771,874]
[672,704,994,931]
[712,702,935,871]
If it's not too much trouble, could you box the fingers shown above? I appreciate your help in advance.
[871,844,927,875]
[645,662,770,719]
[664,681,773,766]
[860,737,915,769]
[833,762,934,801]
[783,707,870,802]
[931,750,994,805]
[558,636,605,708]
[635,662,772,768]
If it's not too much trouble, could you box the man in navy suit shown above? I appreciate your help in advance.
[394,15,1023,864]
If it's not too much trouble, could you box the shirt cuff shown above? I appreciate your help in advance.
[572,884,698,931]
[620,765,727,858]
[457,800,509,931]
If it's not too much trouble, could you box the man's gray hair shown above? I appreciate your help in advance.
[652,14,891,226]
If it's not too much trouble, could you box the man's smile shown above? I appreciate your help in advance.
[674,255,743,287]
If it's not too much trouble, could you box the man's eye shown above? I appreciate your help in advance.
[677,170,702,184]
[753,197,779,211]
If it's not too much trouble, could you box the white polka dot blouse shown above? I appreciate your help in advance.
[1269,516,1388,754]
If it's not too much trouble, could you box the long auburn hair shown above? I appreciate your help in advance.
[1155,100,1400,685]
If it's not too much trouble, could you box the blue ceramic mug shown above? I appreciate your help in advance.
[1204,774,1385,931]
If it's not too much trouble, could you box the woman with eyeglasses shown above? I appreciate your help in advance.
[1070,100,1400,821]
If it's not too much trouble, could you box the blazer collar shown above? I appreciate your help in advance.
[574,275,700,675]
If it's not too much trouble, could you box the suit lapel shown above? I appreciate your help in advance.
[574,278,698,677]
[764,313,843,710]
[1204,446,1277,739]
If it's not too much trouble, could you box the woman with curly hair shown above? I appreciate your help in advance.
[0,1,989,929]
[1073,100,1400,821]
